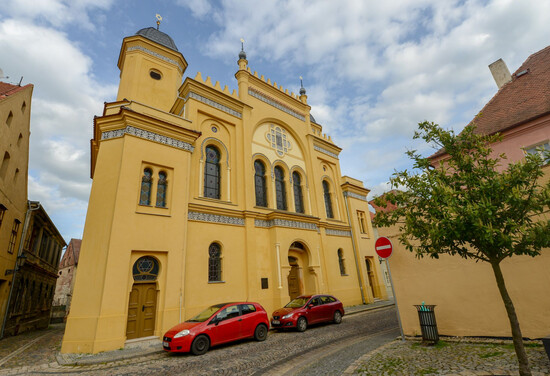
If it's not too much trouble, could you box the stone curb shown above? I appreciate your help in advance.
[344,301,395,316]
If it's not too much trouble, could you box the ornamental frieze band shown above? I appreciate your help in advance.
[325,228,352,237]
[313,145,339,159]
[188,211,245,226]
[101,126,194,152]
[127,46,184,73]
[254,218,318,231]
[248,88,306,121]
[186,92,242,118]
[343,191,368,201]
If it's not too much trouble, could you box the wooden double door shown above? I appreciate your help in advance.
[126,283,157,340]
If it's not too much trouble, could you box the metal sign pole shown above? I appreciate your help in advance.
[386,258,405,342]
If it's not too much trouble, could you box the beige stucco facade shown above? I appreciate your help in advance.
[61,28,387,354]
[0,83,32,329]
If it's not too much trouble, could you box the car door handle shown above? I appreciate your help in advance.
[238,318,243,321]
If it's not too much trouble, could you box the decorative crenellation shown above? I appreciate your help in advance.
[343,191,368,202]
[248,87,305,121]
[253,71,300,99]
[188,211,245,225]
[193,72,239,98]
[314,145,338,159]
[101,126,194,152]
[185,92,242,118]
[325,228,352,237]
[254,218,318,231]
[127,46,184,73]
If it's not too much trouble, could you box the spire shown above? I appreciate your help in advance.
[299,76,306,95]
[239,38,247,60]
[156,14,162,30]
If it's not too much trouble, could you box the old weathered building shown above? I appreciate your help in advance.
[51,239,81,323]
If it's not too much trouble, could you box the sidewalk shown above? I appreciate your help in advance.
[344,337,550,376]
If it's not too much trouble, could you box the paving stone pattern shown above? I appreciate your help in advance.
[350,339,550,376]
[0,306,397,375]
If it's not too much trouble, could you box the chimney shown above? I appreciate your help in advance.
[489,58,512,89]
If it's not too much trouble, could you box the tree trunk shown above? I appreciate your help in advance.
[490,261,531,376]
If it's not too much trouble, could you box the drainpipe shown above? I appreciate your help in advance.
[343,193,366,304]
[1,201,41,339]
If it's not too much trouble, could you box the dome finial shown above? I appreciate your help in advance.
[299,76,306,95]
[239,38,247,60]
[156,14,162,30]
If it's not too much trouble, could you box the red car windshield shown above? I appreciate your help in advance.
[187,304,225,322]
[284,297,310,308]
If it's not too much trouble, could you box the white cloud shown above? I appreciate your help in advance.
[0,18,116,240]
[0,0,113,30]
[175,0,213,19]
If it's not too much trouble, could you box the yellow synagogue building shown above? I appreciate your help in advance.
[61,26,387,354]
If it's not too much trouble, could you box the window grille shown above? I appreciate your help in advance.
[323,180,333,218]
[204,146,221,199]
[139,168,153,205]
[208,243,222,282]
[292,171,304,213]
[156,171,167,207]
[254,160,267,207]
[275,166,287,210]
[338,249,346,275]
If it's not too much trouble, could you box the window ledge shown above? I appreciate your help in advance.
[340,274,349,277]
[208,281,226,284]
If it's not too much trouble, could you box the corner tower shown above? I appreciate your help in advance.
[117,27,188,112]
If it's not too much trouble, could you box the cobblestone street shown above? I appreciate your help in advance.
[0,306,398,375]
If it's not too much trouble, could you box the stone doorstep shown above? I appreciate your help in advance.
[56,337,164,366]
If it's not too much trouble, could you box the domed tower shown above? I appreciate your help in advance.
[117,27,187,112]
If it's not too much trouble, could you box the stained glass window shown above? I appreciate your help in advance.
[323,180,333,218]
[139,168,153,205]
[338,249,346,275]
[156,171,167,207]
[292,171,304,214]
[275,166,287,210]
[132,256,160,281]
[254,160,267,207]
[208,243,222,282]
[204,146,221,199]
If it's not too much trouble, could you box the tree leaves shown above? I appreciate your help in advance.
[373,121,550,264]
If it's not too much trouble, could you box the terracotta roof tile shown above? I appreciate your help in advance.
[431,45,550,159]
[471,45,550,135]
[0,81,32,100]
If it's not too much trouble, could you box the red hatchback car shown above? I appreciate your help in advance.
[163,302,269,355]
[271,295,344,332]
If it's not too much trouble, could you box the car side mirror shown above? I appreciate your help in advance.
[210,316,220,325]
[308,304,314,309]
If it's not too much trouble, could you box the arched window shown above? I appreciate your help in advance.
[275,166,287,210]
[323,180,333,218]
[292,171,304,214]
[139,168,153,205]
[254,160,267,207]
[338,249,346,275]
[204,146,221,199]
[156,171,167,207]
[208,243,222,282]
[132,256,160,281]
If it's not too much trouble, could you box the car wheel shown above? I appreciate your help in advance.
[254,324,268,341]
[333,310,342,324]
[296,316,308,332]
[190,335,210,355]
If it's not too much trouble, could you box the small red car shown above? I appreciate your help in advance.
[271,294,344,332]
[163,302,269,355]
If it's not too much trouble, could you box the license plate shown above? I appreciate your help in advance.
[272,320,280,325]
[163,341,169,347]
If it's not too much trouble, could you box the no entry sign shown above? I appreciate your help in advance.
[375,236,393,258]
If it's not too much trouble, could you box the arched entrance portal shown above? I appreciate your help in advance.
[286,242,316,299]
[287,257,301,300]
[126,256,159,340]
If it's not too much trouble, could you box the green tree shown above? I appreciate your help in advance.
[373,121,550,376]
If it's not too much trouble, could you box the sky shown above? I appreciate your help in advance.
[1,0,549,244]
